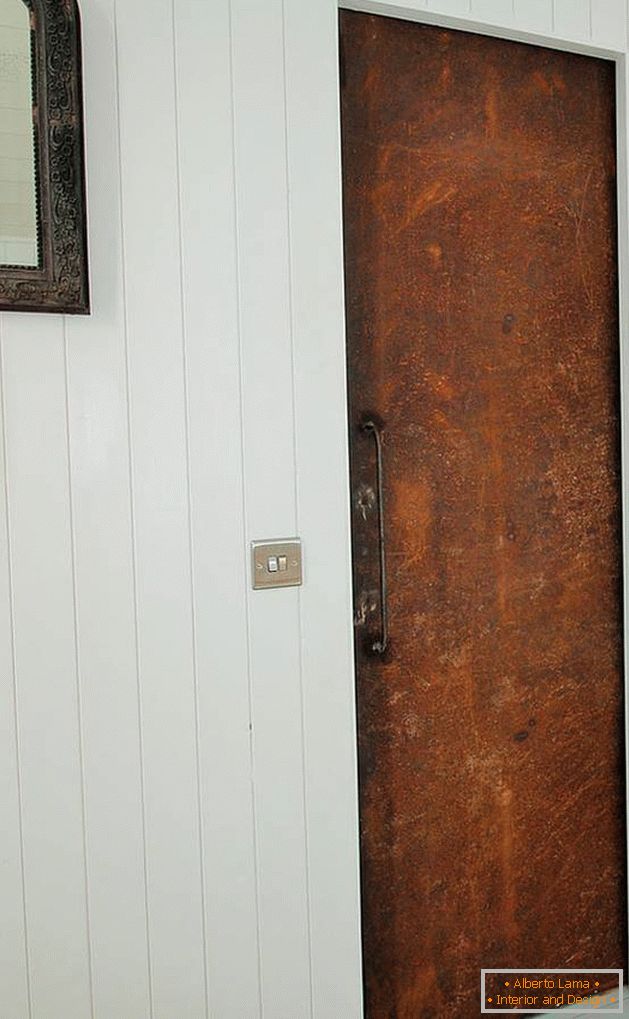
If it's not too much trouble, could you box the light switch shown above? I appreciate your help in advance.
[252,539,302,589]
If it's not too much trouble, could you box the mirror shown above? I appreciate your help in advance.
[0,0,89,313]
[0,0,38,268]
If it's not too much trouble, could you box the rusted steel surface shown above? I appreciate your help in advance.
[341,11,627,1017]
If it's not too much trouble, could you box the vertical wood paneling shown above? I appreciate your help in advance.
[230,0,312,1015]
[64,1,151,1016]
[553,0,590,41]
[470,0,514,26]
[0,321,30,1019]
[0,1,624,1017]
[591,0,626,46]
[512,0,553,33]
[283,1,364,1015]
[426,0,472,14]
[2,316,92,1019]
[173,0,261,1015]
[114,0,206,1015]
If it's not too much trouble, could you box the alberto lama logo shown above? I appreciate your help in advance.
[481,969,623,1013]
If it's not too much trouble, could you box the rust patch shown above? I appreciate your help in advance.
[425,241,443,268]
[399,180,458,232]
[484,73,499,139]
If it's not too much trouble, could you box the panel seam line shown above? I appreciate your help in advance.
[171,0,211,1013]
[63,318,96,1019]
[228,1,265,1014]
[0,316,33,1019]
[113,2,155,1013]
[281,2,315,1016]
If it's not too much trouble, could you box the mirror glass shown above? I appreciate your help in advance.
[0,0,38,268]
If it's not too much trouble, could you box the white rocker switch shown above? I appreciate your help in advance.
[252,539,302,589]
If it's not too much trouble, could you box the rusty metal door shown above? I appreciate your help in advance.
[340,11,627,1017]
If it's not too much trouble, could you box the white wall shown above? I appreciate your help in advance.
[0,1,625,1018]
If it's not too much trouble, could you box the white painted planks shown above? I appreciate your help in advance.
[283,0,364,1016]
[0,316,30,1019]
[172,0,261,1015]
[470,0,514,27]
[1,314,92,1019]
[512,0,553,33]
[114,0,207,1015]
[230,0,312,1014]
[591,0,626,47]
[553,0,591,41]
[426,0,472,14]
[65,0,151,1016]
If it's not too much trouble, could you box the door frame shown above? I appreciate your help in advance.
[290,1,629,1014]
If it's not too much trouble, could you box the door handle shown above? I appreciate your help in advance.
[361,418,388,655]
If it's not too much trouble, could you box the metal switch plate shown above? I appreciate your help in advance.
[252,538,302,590]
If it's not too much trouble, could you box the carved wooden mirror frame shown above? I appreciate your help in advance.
[0,0,89,314]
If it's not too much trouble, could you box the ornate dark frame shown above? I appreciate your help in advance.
[0,0,89,314]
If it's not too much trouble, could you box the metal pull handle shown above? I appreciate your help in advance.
[361,419,388,655]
